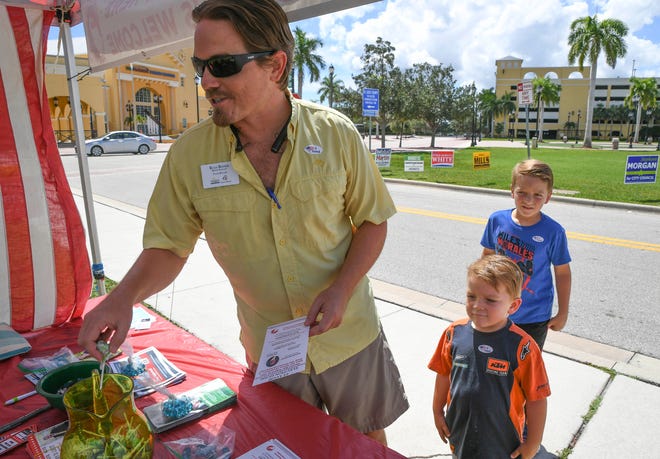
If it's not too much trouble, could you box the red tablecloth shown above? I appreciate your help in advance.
[0,297,406,458]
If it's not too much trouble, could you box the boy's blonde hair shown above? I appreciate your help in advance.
[469,255,522,299]
[511,159,554,190]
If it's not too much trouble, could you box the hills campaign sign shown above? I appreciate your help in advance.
[624,155,658,184]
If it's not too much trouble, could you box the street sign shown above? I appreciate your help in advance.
[362,88,379,117]
[517,81,533,106]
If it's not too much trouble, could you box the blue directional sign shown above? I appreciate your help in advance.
[362,88,379,117]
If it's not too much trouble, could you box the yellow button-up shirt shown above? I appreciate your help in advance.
[143,96,396,373]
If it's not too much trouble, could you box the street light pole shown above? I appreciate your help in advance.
[535,87,542,139]
[646,109,652,144]
[628,111,634,148]
[328,64,335,109]
[153,95,163,143]
[575,110,581,145]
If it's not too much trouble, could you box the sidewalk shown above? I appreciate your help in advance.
[71,179,660,458]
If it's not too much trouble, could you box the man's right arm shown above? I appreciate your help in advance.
[78,248,187,359]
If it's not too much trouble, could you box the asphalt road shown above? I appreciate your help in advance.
[60,149,660,359]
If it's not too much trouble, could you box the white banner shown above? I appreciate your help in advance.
[80,0,379,73]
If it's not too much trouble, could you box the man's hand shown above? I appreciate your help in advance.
[78,296,133,360]
[305,286,349,337]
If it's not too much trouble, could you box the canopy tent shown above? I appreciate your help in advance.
[0,0,378,331]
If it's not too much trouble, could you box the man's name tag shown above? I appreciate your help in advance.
[201,161,239,188]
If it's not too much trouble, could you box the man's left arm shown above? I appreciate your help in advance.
[305,220,387,336]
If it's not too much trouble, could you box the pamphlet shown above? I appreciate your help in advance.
[236,439,300,459]
[253,317,309,386]
[0,323,31,360]
[107,346,186,397]
[0,424,37,456]
[25,421,68,459]
[142,378,237,433]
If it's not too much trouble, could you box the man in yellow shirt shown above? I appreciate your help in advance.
[79,0,408,445]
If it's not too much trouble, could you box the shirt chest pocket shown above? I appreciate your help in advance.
[193,189,262,258]
[289,174,348,250]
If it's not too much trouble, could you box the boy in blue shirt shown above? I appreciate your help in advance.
[481,159,572,349]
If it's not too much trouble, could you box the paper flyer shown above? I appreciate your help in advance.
[253,317,309,386]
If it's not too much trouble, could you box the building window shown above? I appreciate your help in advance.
[135,88,152,103]
[610,85,630,90]
[595,85,608,90]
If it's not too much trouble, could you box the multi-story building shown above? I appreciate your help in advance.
[46,48,206,143]
[494,56,660,141]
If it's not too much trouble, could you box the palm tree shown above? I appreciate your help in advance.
[292,27,325,99]
[318,66,344,108]
[478,88,497,137]
[532,77,561,142]
[624,76,659,143]
[567,15,628,148]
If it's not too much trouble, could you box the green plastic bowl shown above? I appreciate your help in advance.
[36,360,110,410]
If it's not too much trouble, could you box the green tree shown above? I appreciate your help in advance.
[568,15,628,148]
[333,87,362,121]
[624,76,659,143]
[532,76,561,142]
[318,68,344,108]
[406,62,456,147]
[353,37,397,148]
[292,27,325,98]
[478,88,497,137]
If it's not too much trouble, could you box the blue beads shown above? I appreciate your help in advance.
[162,396,193,419]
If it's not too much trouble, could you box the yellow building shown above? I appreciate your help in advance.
[46,48,207,143]
[494,56,659,141]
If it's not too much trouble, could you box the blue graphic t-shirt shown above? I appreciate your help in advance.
[480,209,571,324]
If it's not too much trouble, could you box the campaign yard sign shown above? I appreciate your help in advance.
[624,155,658,184]
[473,151,491,169]
[431,150,454,168]
[404,154,424,172]
[374,148,392,168]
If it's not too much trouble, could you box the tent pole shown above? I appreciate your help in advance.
[60,17,106,295]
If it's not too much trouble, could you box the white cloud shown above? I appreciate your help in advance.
[298,0,660,93]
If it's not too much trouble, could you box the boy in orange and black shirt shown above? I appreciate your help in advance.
[428,255,550,459]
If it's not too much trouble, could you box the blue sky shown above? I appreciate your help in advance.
[50,0,660,101]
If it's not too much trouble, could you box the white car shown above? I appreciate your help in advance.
[85,131,157,156]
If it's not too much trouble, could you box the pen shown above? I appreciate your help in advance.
[266,187,282,209]
[0,405,51,434]
[4,390,38,406]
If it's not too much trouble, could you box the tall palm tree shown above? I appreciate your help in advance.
[568,15,628,148]
[292,27,325,99]
[478,88,497,137]
[532,76,561,142]
[318,68,344,108]
[624,76,659,143]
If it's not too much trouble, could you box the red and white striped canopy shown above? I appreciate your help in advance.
[0,5,91,331]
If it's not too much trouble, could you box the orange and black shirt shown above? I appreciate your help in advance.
[428,318,551,458]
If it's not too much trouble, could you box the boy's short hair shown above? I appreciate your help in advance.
[511,159,554,190]
[469,255,523,299]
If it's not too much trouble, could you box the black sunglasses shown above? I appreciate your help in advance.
[191,51,275,78]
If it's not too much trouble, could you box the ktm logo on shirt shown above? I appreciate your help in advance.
[486,358,510,376]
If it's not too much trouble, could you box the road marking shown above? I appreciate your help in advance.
[396,206,660,253]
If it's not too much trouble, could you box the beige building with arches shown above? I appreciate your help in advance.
[494,55,659,141]
[46,48,207,144]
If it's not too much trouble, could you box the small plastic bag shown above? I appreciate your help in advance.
[18,346,80,372]
[163,425,235,459]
